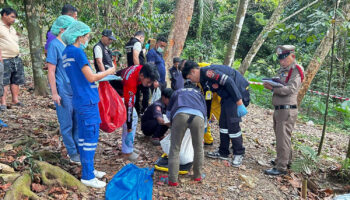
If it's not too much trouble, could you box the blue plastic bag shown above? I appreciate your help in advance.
[106,164,154,200]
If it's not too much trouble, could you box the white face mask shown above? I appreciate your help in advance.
[157,47,164,53]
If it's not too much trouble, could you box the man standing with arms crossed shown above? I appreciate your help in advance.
[263,45,304,175]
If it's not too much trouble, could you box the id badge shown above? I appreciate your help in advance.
[205,91,213,100]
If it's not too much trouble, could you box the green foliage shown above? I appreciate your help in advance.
[291,145,319,175]
[335,101,350,129]
[335,158,350,184]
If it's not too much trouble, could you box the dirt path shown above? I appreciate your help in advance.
[0,86,347,199]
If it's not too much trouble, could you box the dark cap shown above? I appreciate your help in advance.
[276,45,295,60]
[102,29,116,41]
[173,57,181,63]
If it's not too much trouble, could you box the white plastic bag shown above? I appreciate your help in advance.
[160,129,194,165]
[151,88,161,104]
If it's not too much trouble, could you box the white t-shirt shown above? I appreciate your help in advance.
[133,42,142,52]
[94,45,103,59]
[93,45,115,68]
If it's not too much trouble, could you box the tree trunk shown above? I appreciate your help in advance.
[196,0,204,39]
[238,0,291,74]
[134,0,144,15]
[223,0,249,67]
[24,0,48,96]
[297,1,350,105]
[347,136,350,158]
[148,0,153,15]
[163,0,195,69]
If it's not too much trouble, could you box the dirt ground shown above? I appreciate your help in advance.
[0,83,348,199]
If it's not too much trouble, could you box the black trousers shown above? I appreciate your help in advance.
[141,119,169,138]
[135,85,150,115]
[218,98,245,156]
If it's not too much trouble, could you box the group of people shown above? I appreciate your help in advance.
[0,4,304,189]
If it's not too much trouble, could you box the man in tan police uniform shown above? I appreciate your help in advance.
[0,7,25,111]
[263,45,304,175]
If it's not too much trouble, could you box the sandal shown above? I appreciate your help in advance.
[12,102,24,107]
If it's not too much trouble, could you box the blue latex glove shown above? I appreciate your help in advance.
[125,132,134,148]
[237,104,248,117]
[0,120,8,128]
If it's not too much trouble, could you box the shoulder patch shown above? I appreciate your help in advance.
[155,106,162,112]
[206,70,216,79]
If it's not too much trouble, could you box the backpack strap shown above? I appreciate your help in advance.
[285,64,304,83]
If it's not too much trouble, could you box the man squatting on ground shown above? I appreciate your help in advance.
[141,88,173,146]
[166,81,207,186]
[263,45,304,176]
[182,61,249,167]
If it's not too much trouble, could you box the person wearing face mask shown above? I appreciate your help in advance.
[61,21,116,188]
[46,15,79,164]
[125,31,149,115]
[263,45,304,176]
[146,36,168,88]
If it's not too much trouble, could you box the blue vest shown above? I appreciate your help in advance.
[167,88,207,121]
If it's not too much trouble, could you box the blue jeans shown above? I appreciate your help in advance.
[55,89,79,156]
[122,107,138,154]
[76,103,101,180]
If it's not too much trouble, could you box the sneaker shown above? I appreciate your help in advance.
[81,178,106,188]
[206,150,229,160]
[133,148,140,154]
[0,105,6,112]
[94,170,106,179]
[194,173,206,182]
[232,155,244,167]
[69,154,81,165]
[127,152,139,162]
[151,138,161,146]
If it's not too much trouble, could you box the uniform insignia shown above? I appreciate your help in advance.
[156,106,161,111]
[206,70,216,79]
[214,74,220,81]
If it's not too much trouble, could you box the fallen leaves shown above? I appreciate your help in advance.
[0,183,11,191]
[31,183,46,193]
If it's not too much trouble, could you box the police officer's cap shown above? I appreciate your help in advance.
[102,29,117,41]
[276,45,295,60]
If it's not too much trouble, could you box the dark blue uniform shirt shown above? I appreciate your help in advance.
[169,66,184,90]
[199,65,249,103]
[167,88,207,122]
[146,48,166,84]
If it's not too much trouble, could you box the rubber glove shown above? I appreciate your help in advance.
[125,131,134,148]
[237,104,248,117]
[0,120,8,127]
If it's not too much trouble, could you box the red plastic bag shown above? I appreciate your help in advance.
[98,81,126,133]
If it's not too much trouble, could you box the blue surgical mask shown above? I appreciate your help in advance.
[157,47,164,53]
[80,40,89,49]
[145,43,150,50]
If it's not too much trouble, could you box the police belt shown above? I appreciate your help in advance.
[274,105,297,110]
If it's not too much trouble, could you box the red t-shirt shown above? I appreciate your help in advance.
[122,65,142,129]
